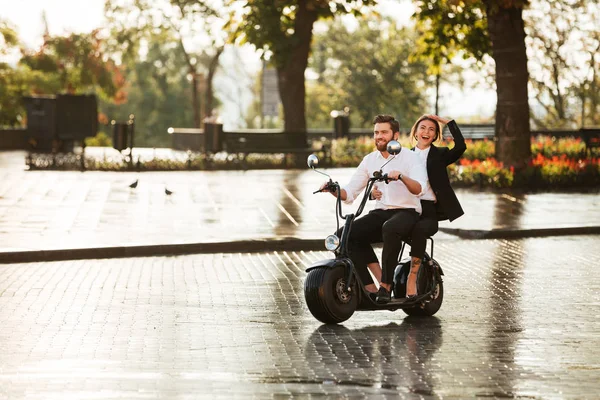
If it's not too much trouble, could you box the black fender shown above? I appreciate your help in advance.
[431,259,444,276]
[305,258,350,273]
[424,253,444,276]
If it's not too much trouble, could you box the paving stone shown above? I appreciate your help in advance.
[0,236,599,398]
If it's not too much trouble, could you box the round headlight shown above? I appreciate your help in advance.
[324,234,340,251]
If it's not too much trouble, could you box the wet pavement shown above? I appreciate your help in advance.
[2,150,600,398]
[1,236,599,398]
[1,151,599,255]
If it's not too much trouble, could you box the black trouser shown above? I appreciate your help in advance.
[337,208,419,286]
[410,200,439,259]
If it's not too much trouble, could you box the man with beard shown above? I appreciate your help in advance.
[320,114,426,304]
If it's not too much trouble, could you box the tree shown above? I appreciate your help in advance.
[20,30,126,101]
[307,17,430,128]
[526,0,600,129]
[0,20,19,56]
[0,20,22,126]
[0,30,125,127]
[413,0,531,168]
[99,31,206,147]
[105,0,225,128]
[230,0,378,139]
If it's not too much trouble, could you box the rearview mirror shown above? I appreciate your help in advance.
[307,154,319,168]
[387,140,401,155]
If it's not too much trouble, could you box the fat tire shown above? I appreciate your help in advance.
[304,266,357,324]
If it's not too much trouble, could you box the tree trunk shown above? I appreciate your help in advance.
[591,49,598,126]
[204,46,224,121]
[276,2,317,140]
[483,2,531,168]
[179,38,201,128]
[191,72,201,128]
[434,72,441,116]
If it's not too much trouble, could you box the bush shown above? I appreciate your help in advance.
[531,135,586,159]
[451,158,513,188]
[26,134,600,190]
[85,131,112,147]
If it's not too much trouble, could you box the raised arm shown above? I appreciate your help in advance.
[428,115,467,166]
[443,120,466,165]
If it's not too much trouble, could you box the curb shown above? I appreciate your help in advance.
[1,226,598,264]
[0,238,325,264]
[439,225,600,239]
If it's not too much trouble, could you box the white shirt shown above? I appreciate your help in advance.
[342,149,427,214]
[413,146,437,202]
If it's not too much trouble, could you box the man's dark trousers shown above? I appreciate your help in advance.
[338,208,420,286]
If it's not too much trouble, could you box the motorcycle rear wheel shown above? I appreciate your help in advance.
[403,260,444,317]
[304,266,358,324]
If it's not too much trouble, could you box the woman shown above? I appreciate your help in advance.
[369,114,466,298]
[405,114,466,297]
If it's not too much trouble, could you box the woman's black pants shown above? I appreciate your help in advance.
[409,200,439,259]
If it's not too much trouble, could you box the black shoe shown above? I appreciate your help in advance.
[375,287,391,304]
[368,292,378,302]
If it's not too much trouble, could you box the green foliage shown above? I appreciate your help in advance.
[526,0,600,129]
[105,0,226,130]
[231,1,379,133]
[231,0,378,68]
[99,36,197,148]
[0,20,19,55]
[307,18,430,128]
[85,132,113,147]
[19,31,125,101]
[412,0,491,71]
[460,138,495,160]
[0,30,125,127]
[331,136,375,167]
[0,65,44,126]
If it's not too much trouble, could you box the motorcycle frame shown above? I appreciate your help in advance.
[307,177,444,310]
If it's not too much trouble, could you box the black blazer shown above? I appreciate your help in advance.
[414,120,466,222]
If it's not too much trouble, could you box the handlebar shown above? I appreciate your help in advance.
[372,171,393,184]
[311,171,398,244]
[313,172,395,195]
[312,171,396,220]
[313,180,338,194]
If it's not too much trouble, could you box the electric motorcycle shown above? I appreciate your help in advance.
[304,141,444,324]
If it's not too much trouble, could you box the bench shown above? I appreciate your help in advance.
[223,131,331,168]
[442,124,495,140]
[580,128,600,156]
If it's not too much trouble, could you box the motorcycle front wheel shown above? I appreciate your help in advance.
[304,266,358,324]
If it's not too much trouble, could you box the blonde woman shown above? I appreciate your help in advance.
[370,114,466,298]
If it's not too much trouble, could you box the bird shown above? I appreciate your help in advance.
[165,187,173,195]
[129,179,139,189]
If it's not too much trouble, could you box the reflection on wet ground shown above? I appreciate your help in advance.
[1,236,599,398]
[0,165,598,252]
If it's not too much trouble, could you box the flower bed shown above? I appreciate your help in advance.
[330,135,599,189]
[25,135,600,189]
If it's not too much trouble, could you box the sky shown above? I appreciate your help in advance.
[0,0,497,128]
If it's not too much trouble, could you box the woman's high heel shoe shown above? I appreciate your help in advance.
[406,270,419,299]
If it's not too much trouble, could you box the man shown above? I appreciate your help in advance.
[321,114,427,304]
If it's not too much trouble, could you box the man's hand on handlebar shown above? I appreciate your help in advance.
[316,181,337,195]
[387,170,403,181]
